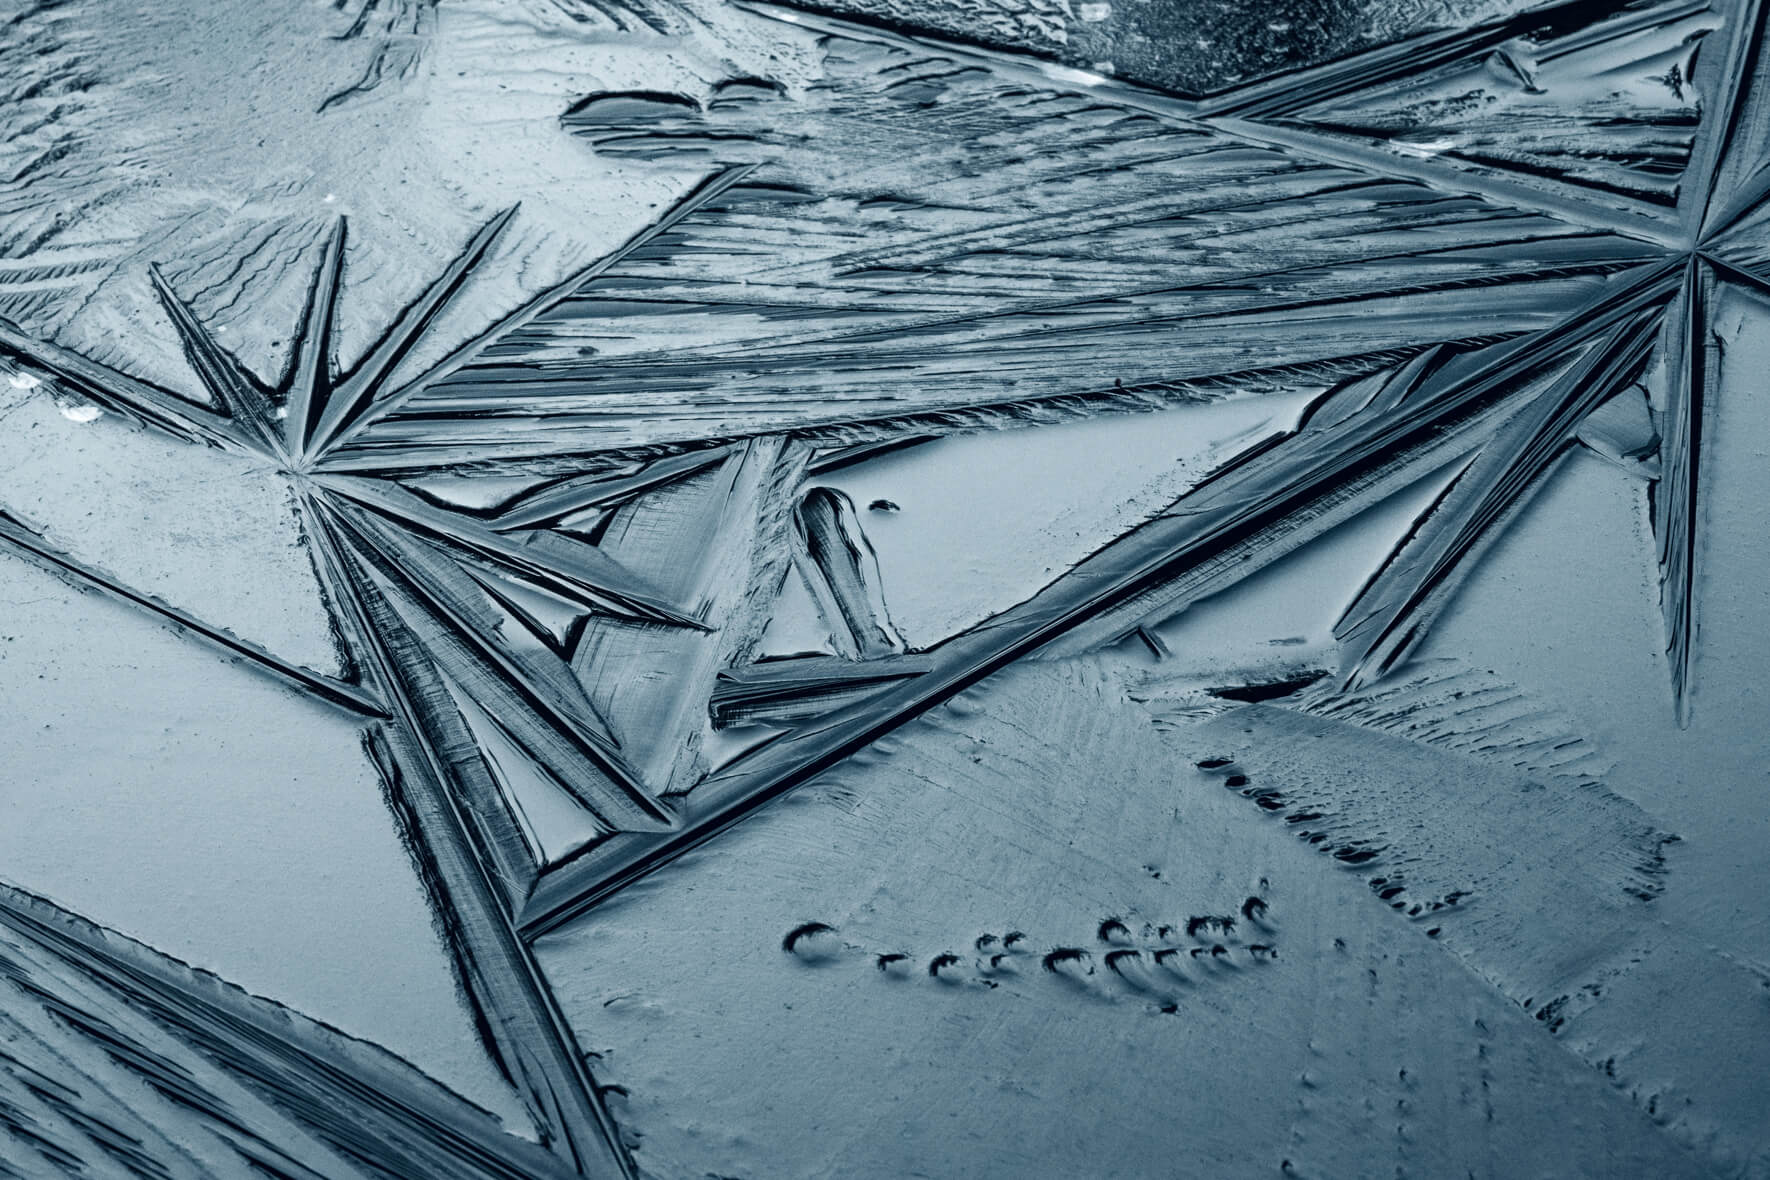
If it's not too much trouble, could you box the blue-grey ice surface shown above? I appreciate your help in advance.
[0,0,1767,1176]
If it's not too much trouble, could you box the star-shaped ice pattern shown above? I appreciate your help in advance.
[0,0,1767,1174]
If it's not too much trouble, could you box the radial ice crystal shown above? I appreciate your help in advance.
[0,0,1767,1176]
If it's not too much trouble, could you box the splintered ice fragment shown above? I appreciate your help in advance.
[0,317,249,452]
[147,262,283,454]
[806,435,938,476]
[1577,382,1661,476]
[302,205,521,460]
[315,497,675,835]
[794,486,906,659]
[317,475,707,630]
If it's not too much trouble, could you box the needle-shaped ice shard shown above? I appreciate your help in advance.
[1197,0,1712,121]
[315,168,756,468]
[490,447,735,532]
[0,318,250,452]
[302,207,519,460]
[1651,257,1716,723]
[316,475,707,629]
[1689,0,1770,239]
[316,497,675,834]
[1336,307,1663,690]
[282,218,349,459]
[147,264,284,454]
[0,506,383,718]
[330,498,624,752]
[709,654,933,728]
[297,506,641,1178]
[0,884,585,1180]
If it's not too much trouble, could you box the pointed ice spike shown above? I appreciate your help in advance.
[1336,309,1663,691]
[1702,181,1770,290]
[146,265,283,455]
[0,317,249,451]
[0,885,588,1180]
[347,559,675,838]
[1689,0,1768,239]
[319,497,674,832]
[422,696,549,912]
[708,654,933,729]
[362,729,639,1179]
[1296,344,1449,433]
[1654,258,1715,724]
[1703,158,1770,241]
[1292,367,1398,436]
[467,567,589,653]
[304,206,519,459]
[315,166,757,461]
[327,493,626,758]
[1702,248,1770,298]
[490,447,734,532]
[1158,262,1675,534]
[297,498,540,910]
[438,673,609,868]
[0,506,384,717]
[1198,0,1716,242]
[1206,116,1684,249]
[283,218,348,459]
[285,517,636,1177]
[805,435,940,476]
[316,475,708,629]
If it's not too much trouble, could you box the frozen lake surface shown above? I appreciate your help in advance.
[0,0,1766,1175]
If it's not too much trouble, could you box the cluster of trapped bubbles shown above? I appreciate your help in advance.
[780,896,1280,1012]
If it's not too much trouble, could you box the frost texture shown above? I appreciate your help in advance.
[0,0,1767,1176]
